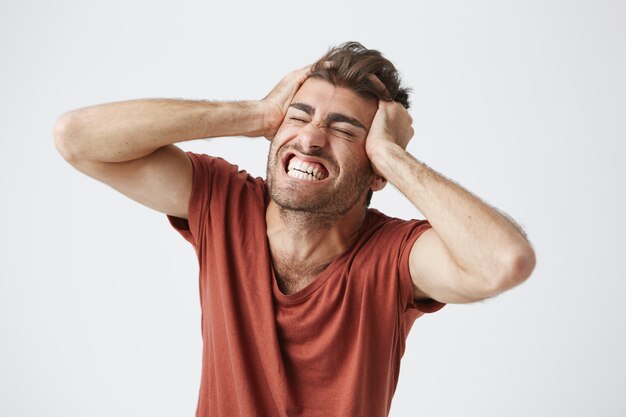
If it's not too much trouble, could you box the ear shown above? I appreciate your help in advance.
[370,174,387,192]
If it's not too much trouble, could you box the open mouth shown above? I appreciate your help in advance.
[283,153,330,182]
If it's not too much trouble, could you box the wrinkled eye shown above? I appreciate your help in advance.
[331,128,354,138]
[289,117,308,123]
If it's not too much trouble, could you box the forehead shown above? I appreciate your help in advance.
[290,78,378,128]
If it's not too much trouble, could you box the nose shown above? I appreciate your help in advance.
[297,121,327,151]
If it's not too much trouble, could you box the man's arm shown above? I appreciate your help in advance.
[366,100,536,304]
[53,66,312,219]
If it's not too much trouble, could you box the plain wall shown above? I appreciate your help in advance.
[1,0,625,416]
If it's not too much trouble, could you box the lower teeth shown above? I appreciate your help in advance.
[288,170,317,181]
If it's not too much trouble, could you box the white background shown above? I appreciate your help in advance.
[1,0,625,416]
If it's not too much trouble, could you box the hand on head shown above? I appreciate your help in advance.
[261,67,414,177]
[364,74,415,176]
[260,62,334,141]
[259,65,311,141]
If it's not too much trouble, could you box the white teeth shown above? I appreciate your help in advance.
[287,167,318,181]
[286,155,327,180]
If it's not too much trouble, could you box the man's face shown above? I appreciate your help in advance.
[266,77,379,215]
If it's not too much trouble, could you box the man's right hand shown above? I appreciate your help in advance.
[53,64,319,220]
[258,65,313,141]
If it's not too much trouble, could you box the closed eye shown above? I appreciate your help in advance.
[331,128,354,137]
[289,116,355,138]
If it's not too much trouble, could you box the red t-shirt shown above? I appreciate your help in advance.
[167,152,446,417]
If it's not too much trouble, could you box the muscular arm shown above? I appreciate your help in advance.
[373,143,535,301]
[54,64,312,162]
[365,98,536,302]
[53,66,313,219]
[54,99,267,163]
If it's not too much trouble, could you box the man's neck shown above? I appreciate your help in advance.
[265,200,368,267]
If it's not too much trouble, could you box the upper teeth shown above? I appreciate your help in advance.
[287,156,327,181]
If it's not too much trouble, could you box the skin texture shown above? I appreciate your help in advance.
[265,78,385,294]
[266,78,379,218]
[54,60,535,301]
[264,74,535,300]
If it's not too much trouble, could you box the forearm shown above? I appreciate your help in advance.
[54,99,267,163]
[372,143,535,283]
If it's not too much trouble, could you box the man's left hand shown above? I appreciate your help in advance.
[365,98,414,177]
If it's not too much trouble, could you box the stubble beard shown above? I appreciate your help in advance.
[265,147,373,221]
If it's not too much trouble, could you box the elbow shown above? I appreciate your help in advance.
[460,246,536,301]
[53,112,82,161]
[510,244,537,281]
[496,245,537,292]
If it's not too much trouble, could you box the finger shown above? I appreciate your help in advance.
[293,60,333,85]
[367,74,392,101]
[303,60,333,77]
[284,64,312,82]
[288,64,313,85]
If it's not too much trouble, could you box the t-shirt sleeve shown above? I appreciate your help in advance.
[165,151,214,248]
[398,219,447,314]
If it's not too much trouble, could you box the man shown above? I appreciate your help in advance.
[54,42,536,417]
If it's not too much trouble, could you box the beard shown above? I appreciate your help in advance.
[266,143,373,216]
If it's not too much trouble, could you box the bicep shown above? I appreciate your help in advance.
[409,228,497,304]
[63,144,193,219]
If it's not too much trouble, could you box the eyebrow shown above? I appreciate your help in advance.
[289,102,367,131]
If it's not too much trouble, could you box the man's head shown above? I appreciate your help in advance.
[266,41,410,215]
[308,41,411,111]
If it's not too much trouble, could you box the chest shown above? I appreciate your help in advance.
[272,257,331,296]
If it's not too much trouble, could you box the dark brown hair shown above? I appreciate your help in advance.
[310,41,410,206]
[309,41,411,109]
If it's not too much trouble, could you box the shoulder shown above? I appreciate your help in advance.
[364,209,431,239]
[353,209,431,263]
[186,152,254,177]
[186,151,266,189]
[183,151,267,213]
